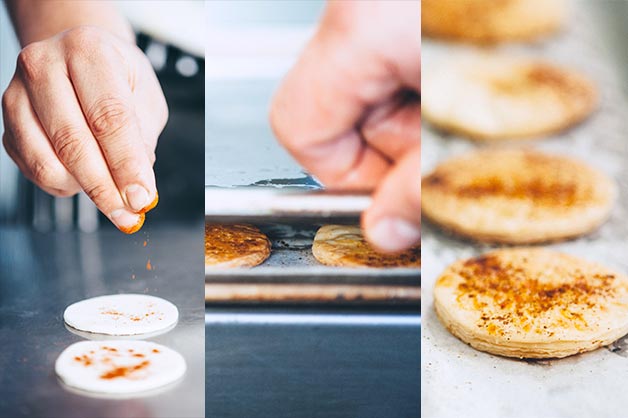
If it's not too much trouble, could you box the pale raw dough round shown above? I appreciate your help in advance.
[422,0,566,44]
[421,149,615,243]
[63,294,179,336]
[434,248,628,359]
[55,340,186,395]
[422,53,597,141]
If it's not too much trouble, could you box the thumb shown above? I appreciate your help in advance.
[362,145,421,252]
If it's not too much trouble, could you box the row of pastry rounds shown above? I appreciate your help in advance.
[423,0,628,360]
[204,223,420,268]
[422,0,611,245]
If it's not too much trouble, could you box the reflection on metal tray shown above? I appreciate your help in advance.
[205,222,421,304]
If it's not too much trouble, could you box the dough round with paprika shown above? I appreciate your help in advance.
[434,248,628,359]
[422,0,565,44]
[64,294,179,337]
[422,54,597,141]
[204,223,271,268]
[55,340,185,395]
[422,149,615,243]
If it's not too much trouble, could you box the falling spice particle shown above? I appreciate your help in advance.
[131,274,136,280]
[143,240,147,247]
[146,259,152,271]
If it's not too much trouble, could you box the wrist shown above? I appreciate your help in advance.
[6,0,134,46]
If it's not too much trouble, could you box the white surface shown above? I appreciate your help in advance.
[421,2,628,417]
[64,294,179,337]
[118,1,205,57]
[55,340,186,395]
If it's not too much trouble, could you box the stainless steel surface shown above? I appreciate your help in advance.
[205,307,420,418]
[422,2,628,417]
[205,188,371,222]
[0,224,204,418]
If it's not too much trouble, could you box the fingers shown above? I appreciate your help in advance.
[16,43,142,232]
[270,1,420,191]
[361,91,421,162]
[64,29,157,212]
[270,8,399,189]
[362,145,420,253]
[2,76,80,196]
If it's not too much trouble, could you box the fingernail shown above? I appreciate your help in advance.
[111,209,144,234]
[125,184,150,212]
[368,217,421,253]
[139,191,159,214]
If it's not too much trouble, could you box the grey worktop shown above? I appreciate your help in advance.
[0,223,205,418]
[421,2,628,418]
[205,308,420,418]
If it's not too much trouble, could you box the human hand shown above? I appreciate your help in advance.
[2,26,167,233]
[270,1,420,252]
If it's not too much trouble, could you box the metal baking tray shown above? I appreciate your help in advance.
[205,190,420,305]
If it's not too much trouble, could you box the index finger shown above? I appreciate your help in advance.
[66,35,157,213]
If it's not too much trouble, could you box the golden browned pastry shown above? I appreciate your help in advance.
[434,248,628,359]
[312,225,420,268]
[204,224,271,268]
[421,149,615,243]
[422,54,597,141]
[422,0,566,44]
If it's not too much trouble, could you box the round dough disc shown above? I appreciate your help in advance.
[55,340,186,395]
[422,0,565,44]
[312,225,420,268]
[434,248,628,359]
[422,53,597,141]
[421,149,615,243]
[204,223,271,268]
[64,294,179,336]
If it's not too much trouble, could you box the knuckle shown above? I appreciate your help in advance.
[2,132,17,158]
[64,26,103,51]
[48,187,78,198]
[1,86,18,113]
[16,43,46,81]
[40,178,80,198]
[159,100,169,128]
[147,151,156,166]
[83,182,111,207]
[51,125,86,168]
[269,102,289,145]
[111,155,142,179]
[30,159,61,187]
[87,96,132,139]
